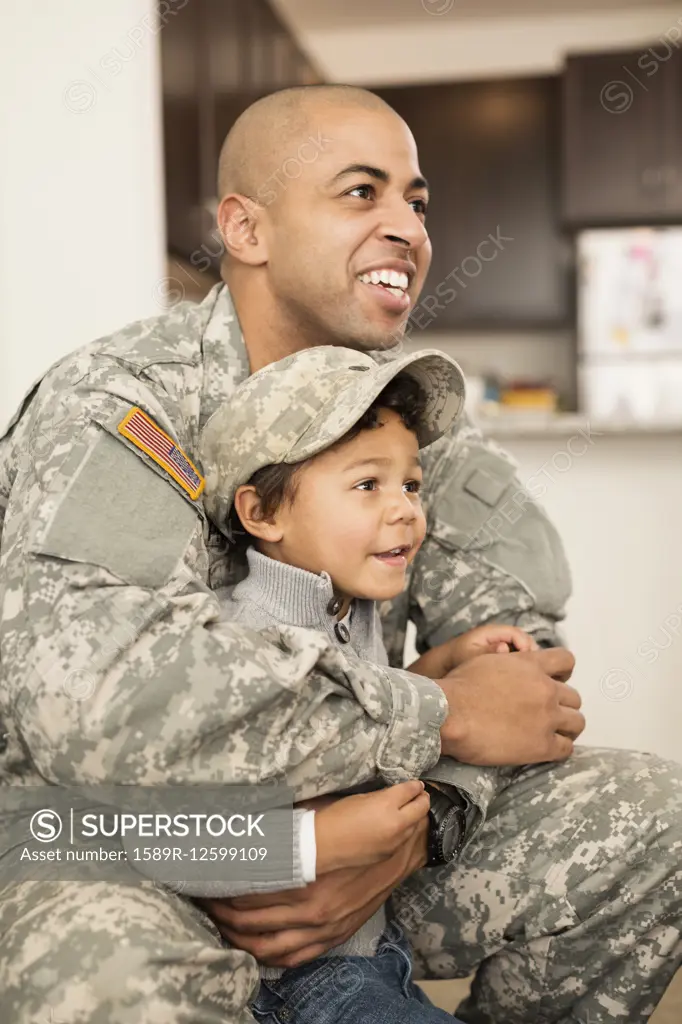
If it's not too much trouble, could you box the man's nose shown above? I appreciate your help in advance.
[379,200,428,252]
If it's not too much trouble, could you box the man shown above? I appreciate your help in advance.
[0,85,678,1023]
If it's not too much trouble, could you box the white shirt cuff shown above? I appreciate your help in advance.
[299,809,317,883]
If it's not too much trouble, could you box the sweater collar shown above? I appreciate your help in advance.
[237,546,350,629]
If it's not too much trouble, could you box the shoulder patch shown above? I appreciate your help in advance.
[118,407,205,500]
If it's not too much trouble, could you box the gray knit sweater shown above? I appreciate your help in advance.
[220,546,392,978]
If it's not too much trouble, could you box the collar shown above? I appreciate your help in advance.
[231,547,384,660]
[198,283,251,434]
[234,546,347,630]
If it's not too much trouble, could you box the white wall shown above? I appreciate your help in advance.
[510,433,682,765]
[0,0,167,423]
[279,3,682,84]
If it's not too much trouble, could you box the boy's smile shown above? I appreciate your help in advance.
[372,542,415,568]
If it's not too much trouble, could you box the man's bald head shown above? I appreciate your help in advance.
[217,85,395,201]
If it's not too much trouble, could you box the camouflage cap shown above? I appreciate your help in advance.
[199,345,466,534]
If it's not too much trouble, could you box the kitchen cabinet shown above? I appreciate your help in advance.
[161,0,322,264]
[376,78,570,329]
[562,46,682,225]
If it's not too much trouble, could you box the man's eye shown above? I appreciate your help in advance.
[347,184,374,200]
[409,197,428,215]
[356,479,376,491]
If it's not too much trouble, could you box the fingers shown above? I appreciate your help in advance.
[483,625,537,652]
[555,706,586,741]
[213,860,390,932]
[387,779,425,807]
[226,863,367,911]
[537,646,576,682]
[495,626,537,652]
[220,892,390,966]
[510,629,538,652]
[220,886,309,911]
[557,683,582,709]
[547,733,575,761]
[220,922,348,964]
[261,890,390,966]
[399,790,431,825]
[275,941,342,970]
[206,899,314,935]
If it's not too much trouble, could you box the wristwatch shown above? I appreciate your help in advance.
[423,783,468,866]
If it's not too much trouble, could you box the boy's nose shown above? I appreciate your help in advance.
[385,494,418,523]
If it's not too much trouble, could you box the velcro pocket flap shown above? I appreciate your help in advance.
[35,429,199,588]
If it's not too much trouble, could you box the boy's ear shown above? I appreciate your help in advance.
[217,195,269,266]
[233,485,282,541]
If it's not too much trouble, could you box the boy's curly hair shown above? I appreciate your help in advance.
[225,370,426,547]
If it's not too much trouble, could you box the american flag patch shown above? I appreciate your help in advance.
[118,407,205,500]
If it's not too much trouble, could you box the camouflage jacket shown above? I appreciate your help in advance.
[0,285,570,821]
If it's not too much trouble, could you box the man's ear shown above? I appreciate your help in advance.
[233,485,282,542]
[217,194,269,266]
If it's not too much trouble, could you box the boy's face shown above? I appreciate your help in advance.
[270,408,427,607]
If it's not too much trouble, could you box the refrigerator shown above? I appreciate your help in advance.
[578,227,682,424]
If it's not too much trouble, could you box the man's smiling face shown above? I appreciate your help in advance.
[260,105,432,351]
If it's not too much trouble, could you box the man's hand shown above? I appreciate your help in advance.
[196,816,428,969]
[437,646,584,765]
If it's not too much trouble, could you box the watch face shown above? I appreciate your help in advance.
[439,809,463,861]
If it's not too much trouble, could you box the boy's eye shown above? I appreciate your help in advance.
[356,479,376,491]
[405,480,422,493]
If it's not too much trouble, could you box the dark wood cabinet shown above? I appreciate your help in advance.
[161,0,322,265]
[375,79,570,329]
[562,47,682,225]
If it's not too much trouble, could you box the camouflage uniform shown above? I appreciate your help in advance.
[0,284,679,1023]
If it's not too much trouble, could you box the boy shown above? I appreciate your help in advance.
[196,345,536,1024]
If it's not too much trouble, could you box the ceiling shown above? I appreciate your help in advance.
[274,0,664,31]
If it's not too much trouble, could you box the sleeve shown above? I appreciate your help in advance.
[410,416,572,652]
[2,377,448,801]
[299,809,317,882]
[135,808,317,898]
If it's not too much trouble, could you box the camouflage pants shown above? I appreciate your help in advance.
[0,746,680,1023]
[399,746,682,1023]
[0,879,260,1023]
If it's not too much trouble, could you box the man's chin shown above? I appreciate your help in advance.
[374,325,407,350]
[349,318,409,352]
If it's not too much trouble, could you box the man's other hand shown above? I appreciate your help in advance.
[196,815,428,969]
[437,646,584,766]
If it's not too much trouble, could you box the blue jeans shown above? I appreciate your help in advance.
[250,930,464,1024]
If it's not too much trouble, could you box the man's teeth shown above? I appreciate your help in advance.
[358,269,409,295]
